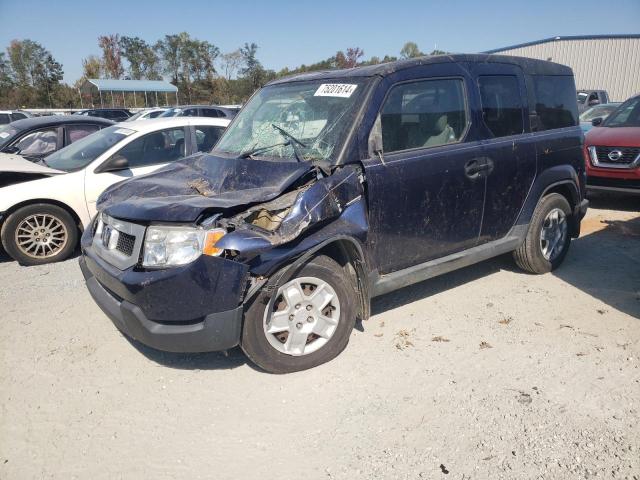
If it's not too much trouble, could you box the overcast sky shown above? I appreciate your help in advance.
[1,0,638,84]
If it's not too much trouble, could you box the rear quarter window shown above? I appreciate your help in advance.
[533,75,578,131]
[478,75,524,138]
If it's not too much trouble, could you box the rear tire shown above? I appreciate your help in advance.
[1,203,78,266]
[513,193,572,274]
[241,255,357,374]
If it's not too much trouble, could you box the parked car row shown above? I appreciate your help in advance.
[0,110,32,125]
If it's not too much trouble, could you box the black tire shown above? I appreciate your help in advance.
[513,193,572,274]
[241,255,357,374]
[1,203,78,266]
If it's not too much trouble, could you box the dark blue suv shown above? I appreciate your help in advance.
[80,54,588,373]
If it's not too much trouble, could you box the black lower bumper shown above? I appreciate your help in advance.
[80,256,244,353]
[587,176,640,195]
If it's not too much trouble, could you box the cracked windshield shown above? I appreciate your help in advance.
[214,80,368,163]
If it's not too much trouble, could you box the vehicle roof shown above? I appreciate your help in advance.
[8,115,115,131]
[169,105,225,109]
[268,54,573,85]
[76,108,131,112]
[116,116,231,133]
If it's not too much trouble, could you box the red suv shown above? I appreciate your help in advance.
[585,94,640,194]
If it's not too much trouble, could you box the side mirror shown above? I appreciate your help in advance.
[591,117,604,127]
[4,145,20,154]
[97,154,129,173]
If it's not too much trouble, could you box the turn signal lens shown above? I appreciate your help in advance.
[203,228,226,256]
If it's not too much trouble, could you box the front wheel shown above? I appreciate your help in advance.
[513,193,572,274]
[241,255,357,374]
[1,204,78,266]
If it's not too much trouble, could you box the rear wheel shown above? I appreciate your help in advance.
[513,193,572,274]
[1,204,78,266]
[241,255,357,374]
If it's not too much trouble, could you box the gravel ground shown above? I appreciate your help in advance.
[1,194,639,480]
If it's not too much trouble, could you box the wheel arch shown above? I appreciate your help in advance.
[516,165,582,238]
[249,235,371,322]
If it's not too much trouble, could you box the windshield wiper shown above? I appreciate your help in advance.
[271,124,307,162]
[239,141,289,159]
[271,124,307,148]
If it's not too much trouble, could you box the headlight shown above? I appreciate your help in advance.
[142,226,226,268]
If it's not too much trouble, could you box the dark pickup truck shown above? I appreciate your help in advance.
[80,54,588,373]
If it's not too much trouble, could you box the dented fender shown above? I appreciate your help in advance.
[216,164,366,257]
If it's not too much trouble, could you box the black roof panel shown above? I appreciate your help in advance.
[9,115,114,131]
[268,54,573,85]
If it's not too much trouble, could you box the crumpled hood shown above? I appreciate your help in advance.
[0,153,65,175]
[99,153,314,223]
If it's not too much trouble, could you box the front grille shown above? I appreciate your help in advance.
[595,146,640,165]
[92,214,146,271]
[116,232,136,256]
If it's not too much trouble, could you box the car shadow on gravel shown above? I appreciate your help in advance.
[553,215,640,319]
[371,209,639,321]
[126,337,250,371]
[587,192,640,212]
[371,254,513,317]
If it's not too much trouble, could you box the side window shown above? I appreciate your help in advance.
[478,75,524,137]
[195,126,225,152]
[183,108,198,117]
[148,110,163,118]
[114,127,186,168]
[202,109,220,118]
[0,114,10,124]
[13,128,58,156]
[380,78,467,153]
[11,113,27,121]
[66,124,99,144]
[532,75,578,130]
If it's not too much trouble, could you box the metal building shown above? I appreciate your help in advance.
[485,34,640,101]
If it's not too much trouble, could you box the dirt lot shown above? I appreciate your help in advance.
[1,195,639,480]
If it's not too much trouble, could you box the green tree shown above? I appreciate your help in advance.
[400,41,423,59]
[240,42,265,91]
[5,39,65,107]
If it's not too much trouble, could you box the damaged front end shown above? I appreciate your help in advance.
[216,164,366,259]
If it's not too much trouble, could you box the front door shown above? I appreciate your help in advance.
[84,126,189,219]
[363,69,486,274]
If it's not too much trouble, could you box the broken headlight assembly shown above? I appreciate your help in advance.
[142,225,226,268]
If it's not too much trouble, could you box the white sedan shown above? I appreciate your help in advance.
[0,117,229,265]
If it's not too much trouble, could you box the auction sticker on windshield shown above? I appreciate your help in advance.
[314,84,358,98]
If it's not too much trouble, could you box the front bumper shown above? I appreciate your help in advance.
[80,235,249,353]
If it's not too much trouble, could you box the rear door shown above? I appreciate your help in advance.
[362,64,486,274]
[472,64,537,242]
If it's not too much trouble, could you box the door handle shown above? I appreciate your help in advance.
[464,158,485,178]
[464,157,494,179]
